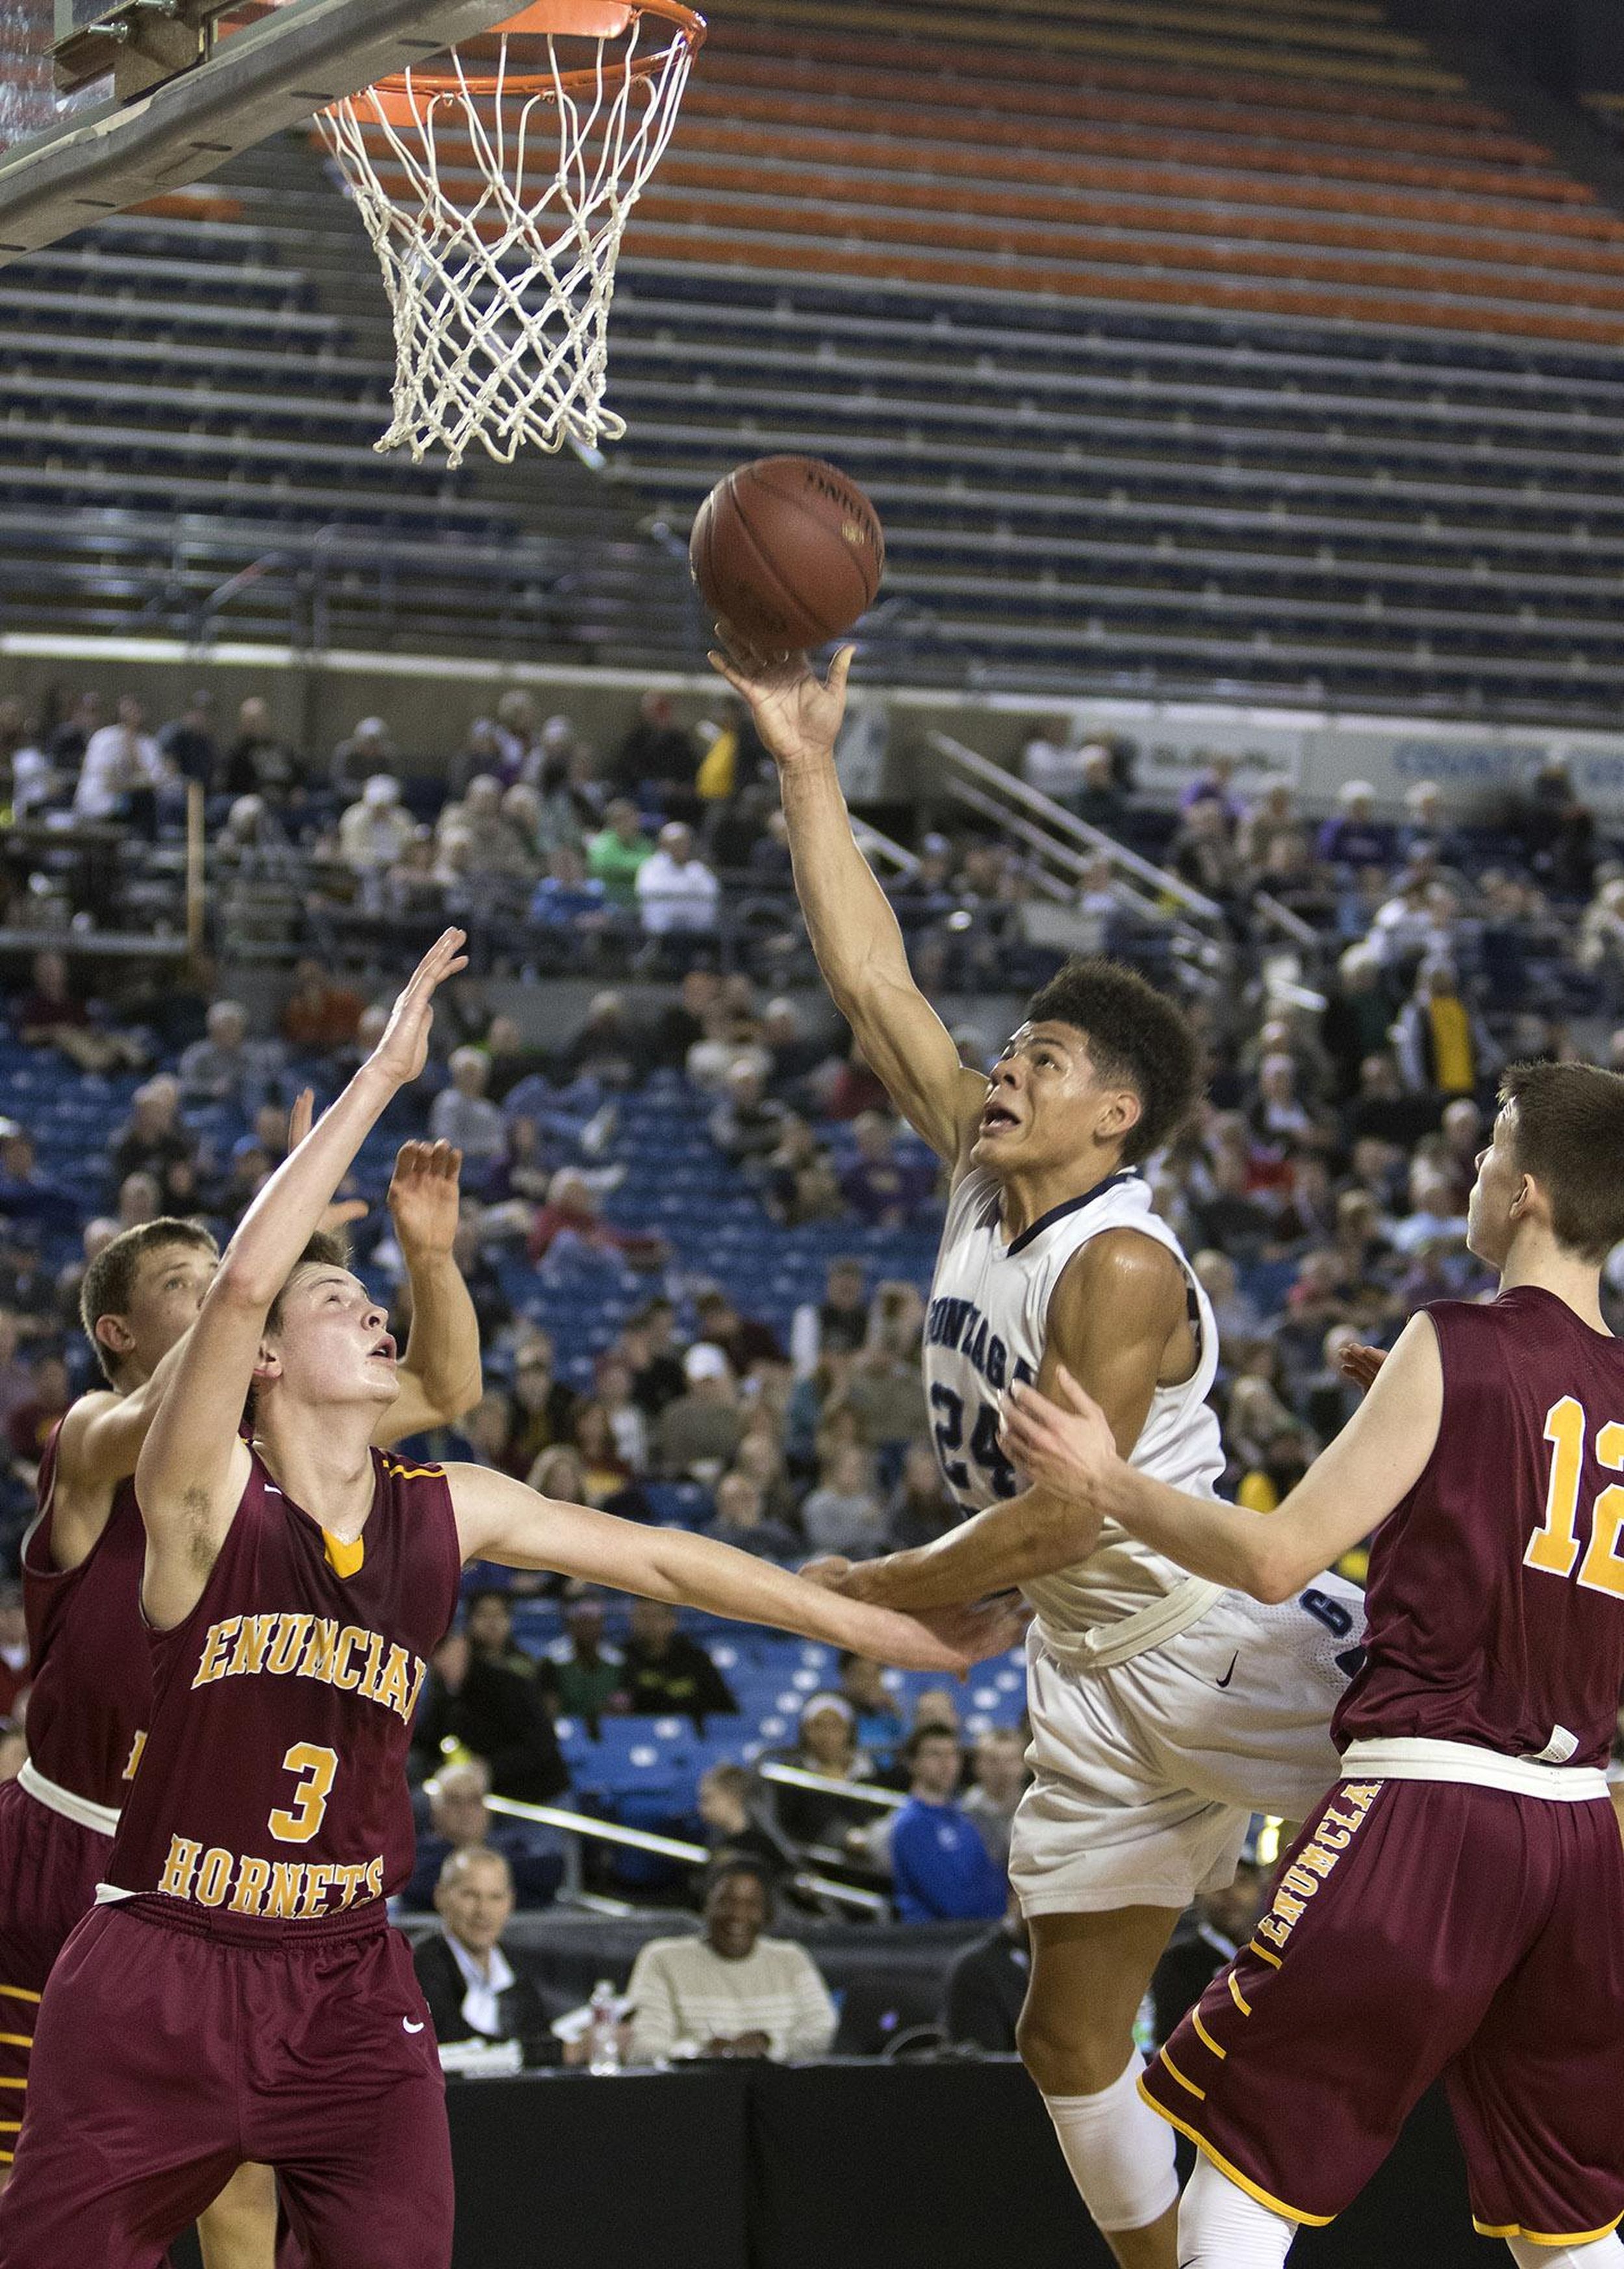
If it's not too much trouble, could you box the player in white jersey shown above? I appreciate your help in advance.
[712,640,1363,2269]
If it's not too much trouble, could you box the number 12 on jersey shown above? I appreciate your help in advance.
[1525,1396,1624,1600]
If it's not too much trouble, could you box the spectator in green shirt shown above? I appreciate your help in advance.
[539,1587,628,1730]
[587,799,653,908]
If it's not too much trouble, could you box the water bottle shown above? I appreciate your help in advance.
[586,1981,621,2075]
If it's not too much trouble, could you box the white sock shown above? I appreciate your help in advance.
[1177,2155,1297,2268]
[1041,2051,1178,2233]
[1508,2237,1624,2268]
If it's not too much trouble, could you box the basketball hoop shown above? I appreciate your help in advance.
[317,0,704,466]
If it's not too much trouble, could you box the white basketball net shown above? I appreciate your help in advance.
[318,10,697,466]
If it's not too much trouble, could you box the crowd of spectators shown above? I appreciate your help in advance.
[4,674,1624,2068]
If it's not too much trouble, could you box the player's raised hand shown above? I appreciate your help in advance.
[707,634,853,772]
[1337,1341,1388,1394]
[368,930,468,1091]
[288,1088,369,1234]
[999,1366,1121,1499]
[387,1139,463,1259]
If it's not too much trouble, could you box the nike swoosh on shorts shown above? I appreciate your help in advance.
[1215,1652,1239,1689]
[403,2018,425,2033]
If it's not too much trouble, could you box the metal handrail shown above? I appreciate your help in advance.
[755,1763,904,1812]
[929,731,1224,927]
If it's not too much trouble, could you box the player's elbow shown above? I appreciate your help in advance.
[1244,1535,1300,1606]
[209,1253,281,1314]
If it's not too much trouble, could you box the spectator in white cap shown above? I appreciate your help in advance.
[635,822,720,936]
[338,773,416,890]
[654,1340,744,1481]
[1317,777,1397,871]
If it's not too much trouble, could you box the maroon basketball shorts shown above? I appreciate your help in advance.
[0,1775,112,2151]
[0,1895,452,2269]
[1140,1775,1624,2247]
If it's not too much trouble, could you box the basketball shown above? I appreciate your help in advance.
[689,455,885,654]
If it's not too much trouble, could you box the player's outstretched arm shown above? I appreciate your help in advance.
[372,1139,482,1447]
[446,1464,1022,1673]
[136,931,467,1628]
[1000,1312,1445,1602]
[813,1232,1184,1611]
[709,641,985,1163]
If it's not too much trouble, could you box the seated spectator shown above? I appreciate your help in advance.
[0,1129,79,1235]
[1239,781,1308,874]
[696,1764,795,1885]
[800,1441,887,1558]
[409,1626,569,1804]
[529,843,610,934]
[615,690,696,806]
[498,784,546,880]
[842,1285,928,1468]
[692,1286,785,1382]
[178,999,283,1114]
[790,1256,870,1378]
[943,1895,1030,2055]
[571,1400,644,1508]
[73,693,173,824]
[218,695,302,803]
[404,1757,563,1910]
[1317,778,1395,871]
[708,1470,798,1561]
[1393,961,1495,1101]
[0,1312,32,1435]
[429,1047,507,1179]
[338,774,417,886]
[414,1847,562,2064]
[586,799,654,909]
[492,689,540,784]
[621,1296,687,1418]
[12,952,144,1076]
[159,689,218,786]
[1387,1160,1470,1256]
[1179,750,1243,831]
[110,1077,195,1195]
[708,1060,787,1171]
[538,1587,627,1728]
[960,1728,1029,1871]
[837,1653,905,1763]
[6,1350,71,1472]
[765,1118,844,1227]
[1190,1250,1263,1352]
[839,1113,936,1229]
[438,774,529,879]
[620,1598,739,1728]
[527,1169,665,1272]
[279,958,364,1053]
[890,1726,1007,1924]
[885,1441,958,1550]
[626,1859,837,2064]
[500,1331,579,1476]
[1167,797,1242,903]
[464,1587,537,1681]
[0,1582,28,1719]
[330,713,397,797]
[656,1344,745,1481]
[770,1693,880,1850]
[636,823,719,936]
[1018,719,1087,809]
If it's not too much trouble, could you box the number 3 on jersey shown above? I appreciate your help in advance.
[932,1384,1019,1501]
[1525,1396,1624,1600]
[268,1742,338,1843]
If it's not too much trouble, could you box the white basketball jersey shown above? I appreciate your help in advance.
[923,1165,1224,1651]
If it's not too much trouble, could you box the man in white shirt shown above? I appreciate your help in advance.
[412,1847,557,2067]
[627,1860,837,2064]
[635,823,720,936]
[73,694,173,821]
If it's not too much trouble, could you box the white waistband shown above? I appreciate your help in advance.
[1039,1575,1226,1674]
[1340,1737,1611,1802]
[18,1758,120,1838]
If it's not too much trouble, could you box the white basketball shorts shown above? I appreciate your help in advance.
[1009,1575,1365,1917]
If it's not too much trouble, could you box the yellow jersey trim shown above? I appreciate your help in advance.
[1247,1940,1283,1969]
[1192,2009,1227,2060]
[1158,2048,1206,2102]
[1472,2214,1624,2246]
[0,2149,13,2163]
[0,1988,40,2005]
[1138,2082,1336,2229]
[322,1530,365,1579]
[381,1460,444,1481]
[1228,1973,1252,2017]
[0,2078,25,2089]
[0,2122,19,2133]
[0,2033,31,2049]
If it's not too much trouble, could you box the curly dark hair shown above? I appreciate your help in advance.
[1021,957,1201,1166]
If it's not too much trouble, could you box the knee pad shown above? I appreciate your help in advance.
[1177,2155,1297,2269]
[1041,2052,1178,2234]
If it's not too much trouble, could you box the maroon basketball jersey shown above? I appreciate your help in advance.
[105,1447,461,1921]
[1334,1287,1624,1768]
[21,1424,153,1817]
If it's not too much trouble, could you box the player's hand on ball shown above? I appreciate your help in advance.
[1337,1341,1388,1393]
[707,637,854,771]
[370,930,468,1090]
[387,1140,463,1258]
[1000,1368,1120,1498]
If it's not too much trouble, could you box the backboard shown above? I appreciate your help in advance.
[0,0,523,257]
